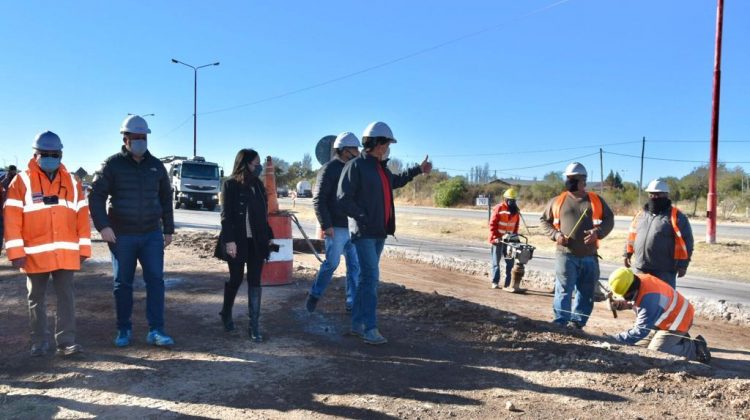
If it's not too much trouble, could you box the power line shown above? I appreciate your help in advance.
[437,151,599,173]
[424,141,639,158]
[161,115,193,138]
[197,0,573,116]
[604,151,750,164]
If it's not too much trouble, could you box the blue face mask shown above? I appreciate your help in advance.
[128,139,148,157]
[38,157,61,172]
[252,163,263,178]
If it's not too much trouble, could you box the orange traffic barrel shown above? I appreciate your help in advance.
[262,213,293,286]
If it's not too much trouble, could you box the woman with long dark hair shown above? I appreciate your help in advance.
[214,149,274,342]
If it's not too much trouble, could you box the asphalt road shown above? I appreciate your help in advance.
[174,203,750,305]
[282,198,750,241]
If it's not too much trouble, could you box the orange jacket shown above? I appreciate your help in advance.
[3,159,91,274]
[488,201,520,243]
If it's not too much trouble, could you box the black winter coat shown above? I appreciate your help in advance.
[90,147,174,235]
[214,177,275,262]
[313,158,348,230]
[337,153,422,239]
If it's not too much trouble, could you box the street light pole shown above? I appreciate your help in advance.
[171,58,220,157]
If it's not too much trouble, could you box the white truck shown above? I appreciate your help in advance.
[296,180,312,198]
[161,156,222,211]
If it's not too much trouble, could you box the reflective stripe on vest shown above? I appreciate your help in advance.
[625,208,689,260]
[634,274,693,333]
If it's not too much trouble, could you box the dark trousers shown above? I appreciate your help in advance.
[224,239,264,311]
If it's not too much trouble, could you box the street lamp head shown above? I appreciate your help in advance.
[213,62,220,66]
[171,58,178,63]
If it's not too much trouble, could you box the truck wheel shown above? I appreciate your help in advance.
[174,201,181,209]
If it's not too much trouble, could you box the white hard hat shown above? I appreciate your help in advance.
[564,162,587,177]
[333,132,361,149]
[120,115,151,134]
[33,131,63,150]
[362,121,397,143]
[645,179,670,193]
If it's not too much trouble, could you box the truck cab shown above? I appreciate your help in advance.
[162,156,222,211]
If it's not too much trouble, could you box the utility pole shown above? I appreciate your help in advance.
[171,59,220,157]
[707,0,724,244]
[599,147,604,194]
[638,137,645,207]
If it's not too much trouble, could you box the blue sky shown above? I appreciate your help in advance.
[0,0,747,185]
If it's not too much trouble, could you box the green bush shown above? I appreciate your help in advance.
[434,177,468,207]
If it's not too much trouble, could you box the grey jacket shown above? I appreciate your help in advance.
[626,206,694,272]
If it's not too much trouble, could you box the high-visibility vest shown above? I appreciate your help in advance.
[488,201,520,243]
[3,160,91,274]
[551,191,603,246]
[626,207,689,260]
[634,273,694,333]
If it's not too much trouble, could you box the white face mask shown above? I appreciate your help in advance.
[128,139,148,157]
[383,147,391,160]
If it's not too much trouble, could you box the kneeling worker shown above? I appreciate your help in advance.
[608,267,710,363]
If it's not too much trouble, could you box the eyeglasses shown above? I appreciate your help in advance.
[37,152,62,158]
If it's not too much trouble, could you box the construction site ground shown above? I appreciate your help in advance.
[1,232,749,419]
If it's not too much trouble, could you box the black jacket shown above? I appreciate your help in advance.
[337,153,422,239]
[214,177,275,261]
[313,158,349,230]
[90,147,174,235]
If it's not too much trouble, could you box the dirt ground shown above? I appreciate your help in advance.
[1,231,749,419]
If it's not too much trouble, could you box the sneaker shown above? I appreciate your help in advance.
[306,294,319,313]
[30,342,49,357]
[114,329,132,347]
[57,343,83,356]
[695,335,711,364]
[362,328,388,345]
[491,283,500,289]
[146,330,175,347]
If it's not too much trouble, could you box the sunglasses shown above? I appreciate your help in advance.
[37,152,62,158]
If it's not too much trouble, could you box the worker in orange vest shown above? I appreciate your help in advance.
[488,188,520,289]
[540,162,614,329]
[608,268,710,363]
[3,131,91,357]
[624,179,693,289]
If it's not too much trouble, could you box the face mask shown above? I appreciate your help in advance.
[249,163,263,178]
[128,139,148,157]
[506,199,518,214]
[565,178,579,192]
[383,147,391,160]
[38,157,61,172]
[647,197,671,214]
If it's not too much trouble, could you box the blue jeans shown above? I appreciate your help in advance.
[351,238,385,332]
[553,253,599,326]
[310,227,360,306]
[637,269,677,289]
[111,230,165,331]
[491,244,514,287]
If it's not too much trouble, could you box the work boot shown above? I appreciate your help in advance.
[306,294,319,313]
[347,324,365,338]
[362,328,388,345]
[248,287,263,342]
[566,320,584,330]
[695,335,711,364]
[30,342,49,357]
